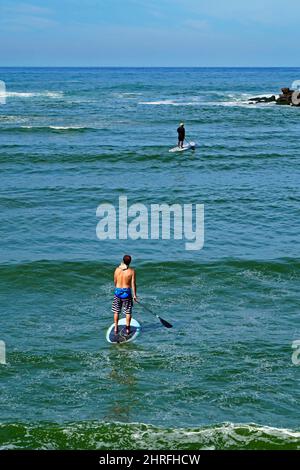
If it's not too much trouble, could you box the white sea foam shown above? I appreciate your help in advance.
[5,91,63,99]
[6,92,35,98]
[129,422,300,450]
[138,99,259,108]
[205,101,274,108]
[1,420,298,450]
[139,99,205,106]
[44,92,64,98]
[19,125,86,131]
[117,92,143,97]
[139,92,279,108]
[49,126,83,130]
[139,99,177,105]
[202,96,279,108]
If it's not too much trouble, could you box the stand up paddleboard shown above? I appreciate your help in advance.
[169,141,196,153]
[106,318,141,344]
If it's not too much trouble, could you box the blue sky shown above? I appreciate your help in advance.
[0,0,300,66]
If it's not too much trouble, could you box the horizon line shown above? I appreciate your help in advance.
[0,65,300,69]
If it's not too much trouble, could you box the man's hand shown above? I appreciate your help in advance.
[133,295,138,303]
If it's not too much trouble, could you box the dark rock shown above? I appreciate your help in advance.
[249,95,276,103]
[276,87,294,105]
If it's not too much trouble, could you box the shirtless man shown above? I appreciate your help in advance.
[112,255,137,336]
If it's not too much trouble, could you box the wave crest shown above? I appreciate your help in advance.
[0,421,299,450]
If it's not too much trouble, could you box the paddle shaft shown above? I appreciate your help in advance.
[137,301,173,328]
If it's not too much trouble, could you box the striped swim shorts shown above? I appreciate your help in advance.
[112,294,133,316]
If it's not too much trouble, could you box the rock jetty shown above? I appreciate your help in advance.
[249,88,300,106]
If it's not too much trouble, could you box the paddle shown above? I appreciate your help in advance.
[137,301,173,328]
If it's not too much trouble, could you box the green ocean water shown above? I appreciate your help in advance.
[0,68,299,450]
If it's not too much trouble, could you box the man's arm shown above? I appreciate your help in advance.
[113,268,118,286]
[131,269,137,301]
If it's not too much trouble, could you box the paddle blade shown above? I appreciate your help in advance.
[158,316,173,328]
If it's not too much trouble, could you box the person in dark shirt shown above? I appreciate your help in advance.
[177,122,185,148]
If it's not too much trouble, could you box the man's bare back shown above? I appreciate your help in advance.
[112,255,137,335]
[114,266,135,290]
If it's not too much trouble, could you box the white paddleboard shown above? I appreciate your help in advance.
[106,318,141,344]
[169,142,196,153]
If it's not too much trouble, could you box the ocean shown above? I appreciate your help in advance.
[0,67,299,450]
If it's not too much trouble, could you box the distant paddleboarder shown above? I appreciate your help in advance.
[112,255,137,336]
[177,122,185,148]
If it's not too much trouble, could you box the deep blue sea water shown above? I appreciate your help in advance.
[0,68,299,449]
